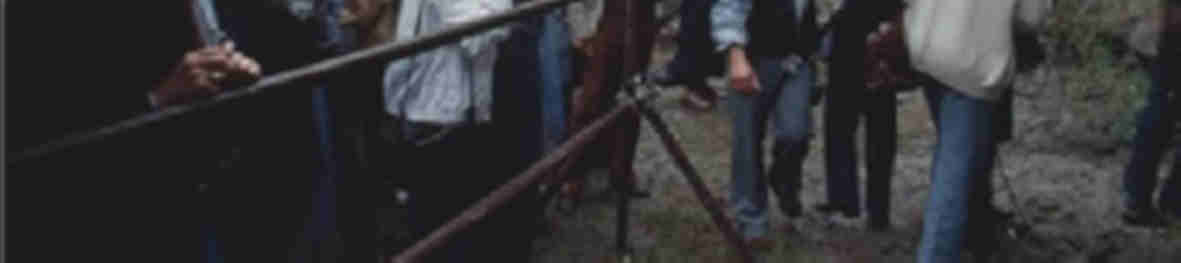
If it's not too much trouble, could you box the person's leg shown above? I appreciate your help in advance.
[820,15,871,217]
[916,85,997,263]
[404,127,493,263]
[1162,150,1181,218]
[865,89,897,230]
[653,0,714,82]
[767,61,816,218]
[680,0,720,107]
[540,10,572,154]
[1123,61,1175,224]
[304,87,344,262]
[729,57,781,240]
[1161,61,1181,219]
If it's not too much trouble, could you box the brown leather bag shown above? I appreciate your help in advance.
[865,11,921,92]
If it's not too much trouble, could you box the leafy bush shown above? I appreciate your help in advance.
[1044,0,1156,143]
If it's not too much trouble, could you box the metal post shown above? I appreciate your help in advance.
[389,91,659,263]
[635,100,756,263]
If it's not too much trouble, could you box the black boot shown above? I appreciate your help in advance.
[1123,206,1170,227]
[769,140,806,218]
[814,203,860,218]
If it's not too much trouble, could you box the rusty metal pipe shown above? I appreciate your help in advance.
[635,100,756,263]
[390,90,659,263]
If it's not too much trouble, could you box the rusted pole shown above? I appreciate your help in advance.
[539,9,679,207]
[635,100,756,263]
[390,91,658,263]
[10,0,584,163]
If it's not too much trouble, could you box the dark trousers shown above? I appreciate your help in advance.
[1123,61,1181,216]
[397,124,539,263]
[822,5,876,214]
[822,86,898,222]
[664,0,721,94]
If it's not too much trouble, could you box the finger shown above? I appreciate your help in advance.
[221,41,236,52]
[228,53,263,76]
[187,68,221,94]
[192,45,233,59]
[749,74,762,92]
[189,54,237,73]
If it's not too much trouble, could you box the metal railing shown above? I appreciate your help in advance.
[8,1,757,262]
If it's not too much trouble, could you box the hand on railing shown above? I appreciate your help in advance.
[150,42,262,107]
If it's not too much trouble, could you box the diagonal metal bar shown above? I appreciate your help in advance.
[10,0,583,164]
[389,90,661,263]
[634,98,756,263]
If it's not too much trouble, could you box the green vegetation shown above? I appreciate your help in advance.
[1046,0,1157,142]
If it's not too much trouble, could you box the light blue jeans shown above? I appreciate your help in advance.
[539,10,572,153]
[916,85,998,263]
[730,56,814,239]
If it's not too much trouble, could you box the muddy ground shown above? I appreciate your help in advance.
[528,6,1181,262]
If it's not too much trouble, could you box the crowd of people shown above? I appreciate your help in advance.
[5,0,1180,263]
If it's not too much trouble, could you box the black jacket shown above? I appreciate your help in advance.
[747,0,820,57]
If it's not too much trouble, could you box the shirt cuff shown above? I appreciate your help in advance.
[713,30,748,53]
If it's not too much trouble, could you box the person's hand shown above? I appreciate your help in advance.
[152,42,261,107]
[573,36,595,57]
[727,46,760,95]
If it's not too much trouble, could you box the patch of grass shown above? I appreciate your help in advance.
[634,203,832,262]
[1166,221,1181,242]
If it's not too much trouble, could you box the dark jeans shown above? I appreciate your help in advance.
[822,5,874,213]
[823,86,898,221]
[664,0,721,94]
[539,10,572,153]
[1123,62,1181,216]
[917,85,999,263]
[729,57,814,238]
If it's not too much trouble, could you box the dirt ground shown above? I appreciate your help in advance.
[529,7,1181,262]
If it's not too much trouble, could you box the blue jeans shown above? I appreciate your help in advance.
[730,57,814,239]
[1123,62,1181,216]
[917,85,998,263]
[201,223,224,263]
[539,10,572,153]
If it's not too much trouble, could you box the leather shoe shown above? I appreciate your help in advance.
[1123,208,1170,228]
[814,203,860,218]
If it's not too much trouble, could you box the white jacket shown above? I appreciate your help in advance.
[384,0,511,125]
[904,0,1052,101]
